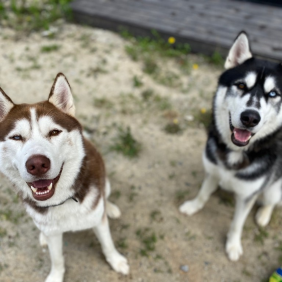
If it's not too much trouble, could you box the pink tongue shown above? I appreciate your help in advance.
[32,179,52,189]
[234,128,252,142]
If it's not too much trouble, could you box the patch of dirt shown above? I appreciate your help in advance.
[0,24,280,282]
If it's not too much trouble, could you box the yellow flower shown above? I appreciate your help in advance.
[173,118,178,124]
[193,64,199,70]
[168,37,176,44]
[200,108,206,114]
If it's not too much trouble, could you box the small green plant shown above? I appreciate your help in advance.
[254,227,268,245]
[141,88,154,100]
[164,122,181,134]
[136,228,157,256]
[110,190,121,200]
[93,98,113,109]
[116,238,128,250]
[143,56,159,75]
[40,44,61,53]
[0,227,7,238]
[110,127,141,158]
[87,66,107,77]
[209,51,224,67]
[150,210,163,222]
[175,190,190,204]
[132,75,143,88]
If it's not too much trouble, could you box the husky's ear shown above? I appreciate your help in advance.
[48,73,75,116]
[0,87,14,122]
[224,32,252,69]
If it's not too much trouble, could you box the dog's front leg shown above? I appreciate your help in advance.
[45,233,65,282]
[226,195,257,261]
[179,173,218,215]
[93,216,129,275]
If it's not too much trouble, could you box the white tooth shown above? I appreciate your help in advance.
[47,183,53,191]
[30,186,37,193]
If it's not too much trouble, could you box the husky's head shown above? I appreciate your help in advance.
[0,73,85,207]
[215,32,282,150]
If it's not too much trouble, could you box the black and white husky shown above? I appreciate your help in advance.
[0,73,129,281]
[180,32,282,261]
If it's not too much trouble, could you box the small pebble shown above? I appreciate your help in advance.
[185,115,194,121]
[180,265,189,272]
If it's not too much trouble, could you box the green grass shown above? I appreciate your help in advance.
[150,210,163,222]
[208,51,224,67]
[123,30,191,89]
[0,0,72,34]
[174,190,190,204]
[164,122,182,134]
[136,227,157,257]
[110,127,141,158]
[141,88,154,100]
[40,44,61,53]
[132,75,143,88]
[122,29,190,59]
[94,98,113,109]
[0,227,7,238]
[116,237,128,250]
[254,227,268,245]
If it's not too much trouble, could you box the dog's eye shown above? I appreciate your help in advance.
[9,135,23,141]
[237,83,246,90]
[49,130,62,137]
[268,90,278,98]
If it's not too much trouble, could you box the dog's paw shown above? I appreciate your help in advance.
[106,252,129,275]
[45,271,64,282]
[39,232,47,247]
[256,206,272,227]
[179,200,202,216]
[226,240,243,261]
[106,201,121,219]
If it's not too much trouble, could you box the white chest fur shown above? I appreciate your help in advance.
[203,152,266,198]
[25,187,104,236]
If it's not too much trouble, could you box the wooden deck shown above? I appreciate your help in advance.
[71,0,282,61]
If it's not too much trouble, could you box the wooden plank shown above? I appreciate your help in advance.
[71,0,282,61]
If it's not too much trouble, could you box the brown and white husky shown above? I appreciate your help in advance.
[0,73,129,282]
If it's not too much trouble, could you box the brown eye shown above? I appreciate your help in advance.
[9,135,23,141]
[49,130,62,137]
[237,83,246,90]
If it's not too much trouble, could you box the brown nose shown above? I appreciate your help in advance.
[25,155,50,176]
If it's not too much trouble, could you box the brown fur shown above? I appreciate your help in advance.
[73,137,105,207]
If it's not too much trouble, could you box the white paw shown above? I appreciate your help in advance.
[107,252,129,275]
[39,232,47,247]
[45,270,64,282]
[106,201,121,219]
[256,206,272,227]
[226,239,243,261]
[179,200,202,216]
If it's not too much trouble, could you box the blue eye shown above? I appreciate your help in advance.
[9,135,23,141]
[269,91,278,98]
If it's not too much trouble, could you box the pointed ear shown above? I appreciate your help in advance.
[224,32,252,69]
[0,87,14,122]
[48,73,75,116]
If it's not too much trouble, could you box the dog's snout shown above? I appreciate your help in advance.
[25,155,50,176]
[240,110,261,128]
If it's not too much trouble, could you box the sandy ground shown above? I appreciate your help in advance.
[0,23,281,282]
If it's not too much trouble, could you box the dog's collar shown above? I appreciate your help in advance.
[40,196,78,209]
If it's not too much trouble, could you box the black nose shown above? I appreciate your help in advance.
[240,110,261,128]
[25,155,50,176]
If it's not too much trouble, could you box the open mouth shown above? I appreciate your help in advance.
[27,166,63,201]
[229,114,254,147]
